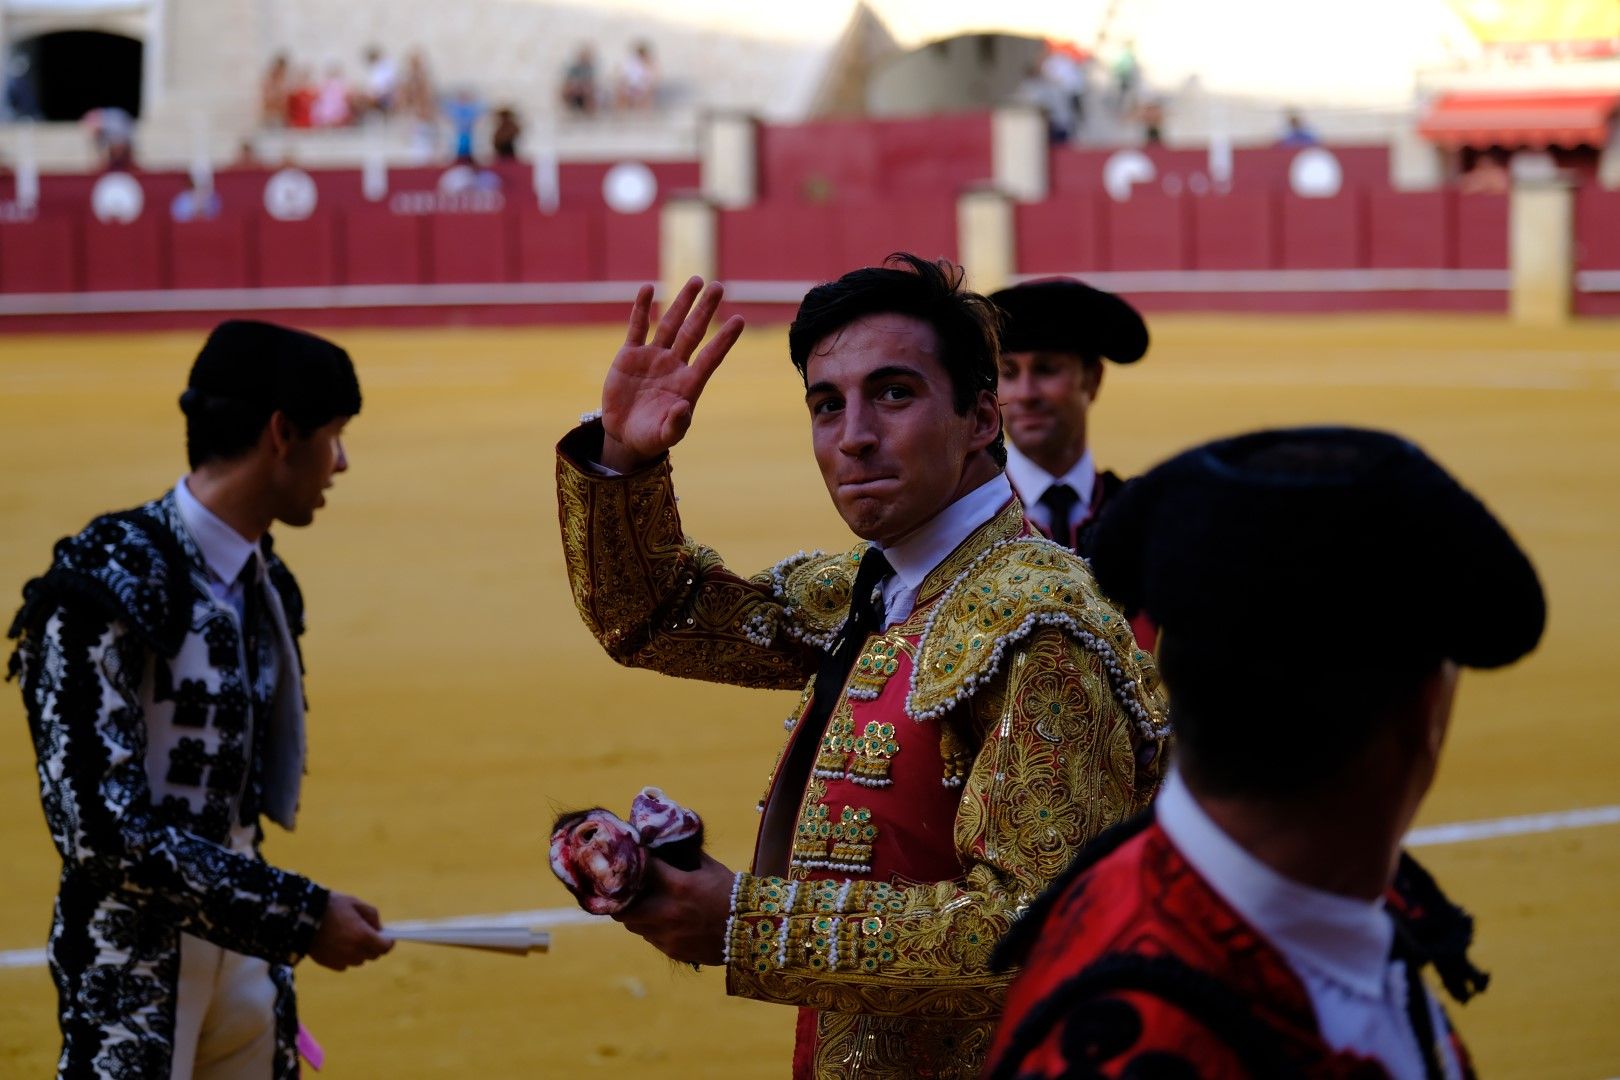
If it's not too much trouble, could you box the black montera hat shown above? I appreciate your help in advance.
[990,278,1149,364]
[1089,427,1544,670]
[183,319,361,428]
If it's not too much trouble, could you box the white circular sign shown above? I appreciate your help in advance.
[1102,150,1155,202]
[602,162,657,214]
[264,168,319,221]
[91,173,144,224]
[1289,148,1343,199]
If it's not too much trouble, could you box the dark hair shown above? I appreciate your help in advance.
[181,320,361,468]
[1157,630,1438,799]
[788,252,1006,467]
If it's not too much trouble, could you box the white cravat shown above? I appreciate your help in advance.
[871,473,1014,627]
[1156,771,1461,1080]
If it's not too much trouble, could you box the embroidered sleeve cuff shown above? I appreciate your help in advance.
[725,873,905,981]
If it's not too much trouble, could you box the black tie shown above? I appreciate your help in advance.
[1039,483,1081,549]
[801,547,894,738]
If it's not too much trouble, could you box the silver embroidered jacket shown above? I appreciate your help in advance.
[8,492,328,1080]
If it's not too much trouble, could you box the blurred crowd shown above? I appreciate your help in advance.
[253,40,660,165]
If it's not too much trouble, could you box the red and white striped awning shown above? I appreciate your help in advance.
[1418,90,1620,149]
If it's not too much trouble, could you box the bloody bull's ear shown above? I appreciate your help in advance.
[547,791,707,912]
[548,808,646,915]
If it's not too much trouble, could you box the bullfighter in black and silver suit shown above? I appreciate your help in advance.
[9,321,393,1080]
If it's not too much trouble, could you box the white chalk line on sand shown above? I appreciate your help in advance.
[4,802,1618,972]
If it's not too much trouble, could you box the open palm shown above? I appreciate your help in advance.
[601,277,745,472]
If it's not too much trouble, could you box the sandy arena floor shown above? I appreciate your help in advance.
[1,313,1617,1077]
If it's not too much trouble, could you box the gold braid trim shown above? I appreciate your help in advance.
[556,425,816,689]
[908,534,1168,739]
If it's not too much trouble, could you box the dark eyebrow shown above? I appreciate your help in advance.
[805,365,929,403]
[865,365,927,384]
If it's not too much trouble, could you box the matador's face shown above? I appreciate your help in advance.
[803,314,1000,547]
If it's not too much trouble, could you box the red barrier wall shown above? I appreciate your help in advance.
[171,214,254,289]
[83,216,166,292]
[1013,196,1106,274]
[1280,193,1365,269]
[257,213,340,287]
[1108,192,1191,271]
[0,216,81,292]
[1190,192,1277,270]
[340,206,428,285]
[1455,194,1509,269]
[1367,191,1453,268]
[757,115,991,202]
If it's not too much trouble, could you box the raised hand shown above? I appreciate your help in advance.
[600,277,745,473]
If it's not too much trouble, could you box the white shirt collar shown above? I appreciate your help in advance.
[1156,769,1395,1001]
[173,477,260,587]
[1004,442,1096,512]
[876,472,1014,595]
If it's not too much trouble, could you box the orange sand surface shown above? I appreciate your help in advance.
[2,315,1617,1077]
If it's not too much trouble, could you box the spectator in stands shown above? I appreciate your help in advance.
[1016,62,1076,146]
[170,178,222,222]
[84,107,135,172]
[491,106,522,161]
[443,87,485,164]
[1136,98,1165,146]
[1459,150,1510,195]
[233,138,262,169]
[1278,109,1320,148]
[1041,41,1090,141]
[1111,40,1139,114]
[360,45,399,118]
[561,45,597,116]
[310,63,354,128]
[5,54,42,122]
[286,65,318,129]
[398,49,438,122]
[615,41,657,111]
[260,53,291,128]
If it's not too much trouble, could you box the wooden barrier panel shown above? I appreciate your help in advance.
[1281,192,1366,269]
[1189,192,1277,270]
[83,215,167,292]
[835,198,958,268]
[256,213,340,287]
[170,214,255,289]
[1455,194,1509,269]
[1106,192,1190,271]
[0,217,82,293]
[1368,191,1454,268]
[341,206,428,285]
[1574,186,1620,270]
[1013,196,1105,275]
[428,211,513,284]
[600,209,660,282]
[716,202,843,282]
[513,207,601,282]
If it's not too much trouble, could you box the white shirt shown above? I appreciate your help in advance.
[1156,770,1461,1080]
[871,472,1013,627]
[173,477,259,621]
[1004,442,1096,538]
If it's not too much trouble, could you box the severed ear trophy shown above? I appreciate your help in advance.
[548,787,704,914]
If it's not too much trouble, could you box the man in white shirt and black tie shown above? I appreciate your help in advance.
[990,278,1149,558]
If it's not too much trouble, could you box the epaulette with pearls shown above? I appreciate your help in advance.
[907,536,1169,741]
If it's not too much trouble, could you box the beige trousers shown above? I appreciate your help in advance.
[169,933,278,1080]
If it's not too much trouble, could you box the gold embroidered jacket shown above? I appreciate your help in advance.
[557,425,1169,1079]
